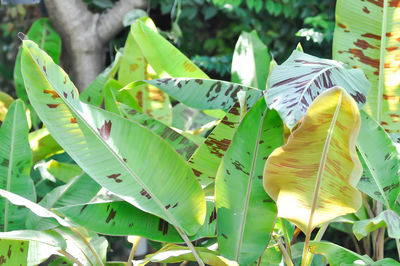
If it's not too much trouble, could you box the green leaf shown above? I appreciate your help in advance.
[131,18,209,79]
[215,99,282,264]
[134,243,238,266]
[353,210,400,240]
[0,188,70,228]
[120,18,172,125]
[172,103,216,132]
[80,50,122,106]
[14,18,61,104]
[46,160,83,183]
[266,50,370,129]
[0,239,29,265]
[308,241,374,265]
[119,104,198,161]
[29,128,63,165]
[21,40,206,236]
[126,78,263,112]
[26,173,101,230]
[333,0,400,133]
[58,200,216,243]
[231,30,270,90]
[356,111,400,212]
[0,229,66,250]
[188,104,241,186]
[0,100,36,231]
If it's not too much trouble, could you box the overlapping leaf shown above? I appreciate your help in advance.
[353,210,400,240]
[356,111,400,213]
[29,128,63,165]
[215,99,282,264]
[0,100,35,231]
[21,40,206,236]
[264,88,363,233]
[231,30,270,90]
[188,103,242,186]
[126,78,263,112]
[266,50,370,129]
[58,200,216,243]
[333,0,400,133]
[120,17,172,125]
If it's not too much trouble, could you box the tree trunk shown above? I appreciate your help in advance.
[43,0,145,91]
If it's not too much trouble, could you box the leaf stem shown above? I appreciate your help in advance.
[70,227,104,266]
[127,236,141,266]
[305,223,329,266]
[58,249,84,266]
[175,227,205,266]
[279,218,292,257]
[272,234,293,266]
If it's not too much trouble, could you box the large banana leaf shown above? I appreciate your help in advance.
[215,99,282,264]
[0,100,36,231]
[58,200,216,243]
[120,17,172,125]
[356,111,400,213]
[266,50,370,129]
[21,40,206,236]
[231,30,270,90]
[264,87,362,233]
[333,0,400,133]
[127,78,263,112]
[188,103,241,186]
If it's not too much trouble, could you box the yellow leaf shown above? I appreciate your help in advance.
[263,87,362,233]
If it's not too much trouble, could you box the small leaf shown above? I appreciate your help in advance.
[134,243,238,266]
[353,210,400,240]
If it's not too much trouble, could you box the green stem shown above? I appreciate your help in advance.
[70,227,104,266]
[127,236,141,266]
[58,249,84,266]
[279,218,292,257]
[272,235,293,266]
[305,223,329,266]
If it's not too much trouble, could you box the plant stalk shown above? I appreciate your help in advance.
[279,218,292,258]
[305,223,329,266]
[127,236,141,266]
[272,235,293,266]
[58,249,84,266]
[70,227,104,266]
[175,227,205,266]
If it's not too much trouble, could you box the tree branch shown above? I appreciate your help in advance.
[96,0,146,43]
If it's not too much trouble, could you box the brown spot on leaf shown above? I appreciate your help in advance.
[172,202,178,208]
[354,39,375,50]
[129,222,134,227]
[165,204,171,209]
[43,65,46,72]
[363,6,370,13]
[98,120,112,140]
[389,0,400,7]
[140,189,152,199]
[106,208,117,223]
[232,160,250,175]
[1,159,9,167]
[366,0,383,7]
[43,89,60,99]
[87,96,91,102]
[361,33,381,40]
[47,104,60,108]
[64,76,67,84]
[204,138,231,158]
[192,169,202,177]
[350,91,367,103]
[129,64,139,72]
[70,117,77,123]
[107,173,122,183]
[221,233,228,239]
[209,207,217,224]
[195,79,203,85]
[63,92,68,98]
[182,60,196,72]
[348,48,379,69]
[7,245,11,258]
[80,204,88,213]
[386,47,398,52]
[158,219,169,235]
[338,23,347,29]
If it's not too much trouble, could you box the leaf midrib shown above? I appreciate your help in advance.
[377,0,388,123]
[306,91,343,233]
[4,103,18,232]
[236,107,268,262]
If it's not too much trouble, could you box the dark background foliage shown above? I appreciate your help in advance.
[1,0,335,94]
